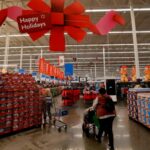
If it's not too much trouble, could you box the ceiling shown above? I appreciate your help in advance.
[0,0,150,80]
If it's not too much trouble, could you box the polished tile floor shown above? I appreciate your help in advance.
[0,99,150,150]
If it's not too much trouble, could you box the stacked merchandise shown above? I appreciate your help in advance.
[0,73,42,136]
[127,88,150,122]
[83,91,98,103]
[62,88,80,106]
[137,93,150,128]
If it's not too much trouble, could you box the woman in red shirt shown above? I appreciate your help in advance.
[93,88,116,150]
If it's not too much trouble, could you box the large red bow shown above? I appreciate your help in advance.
[0,0,125,52]
[27,0,100,51]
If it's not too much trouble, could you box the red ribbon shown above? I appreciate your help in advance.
[0,0,97,51]
[0,0,125,52]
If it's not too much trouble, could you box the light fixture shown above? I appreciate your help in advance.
[85,8,150,13]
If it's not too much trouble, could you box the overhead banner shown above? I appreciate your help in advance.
[17,13,51,33]
[65,64,74,76]
[38,58,45,74]
[0,0,125,51]
[96,11,125,35]
[58,56,64,66]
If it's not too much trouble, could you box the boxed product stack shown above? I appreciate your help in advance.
[127,88,150,122]
[0,73,42,136]
[137,93,150,128]
[83,91,98,102]
[73,89,80,102]
[62,89,80,106]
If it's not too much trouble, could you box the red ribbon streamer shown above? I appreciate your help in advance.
[0,0,125,52]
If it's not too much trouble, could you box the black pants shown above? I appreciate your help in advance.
[98,117,115,149]
[43,102,52,124]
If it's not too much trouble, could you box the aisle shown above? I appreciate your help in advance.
[0,99,150,150]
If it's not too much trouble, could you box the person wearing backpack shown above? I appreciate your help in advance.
[92,88,116,150]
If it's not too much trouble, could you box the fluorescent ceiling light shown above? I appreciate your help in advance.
[109,31,150,34]
[0,64,17,67]
[85,8,150,13]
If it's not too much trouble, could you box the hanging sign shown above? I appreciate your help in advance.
[41,74,46,81]
[32,72,37,76]
[0,0,125,51]
[39,58,44,74]
[58,56,64,66]
[19,69,25,74]
[17,13,51,33]
[65,64,74,76]
[96,11,125,35]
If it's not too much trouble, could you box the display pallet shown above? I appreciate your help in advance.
[62,89,80,106]
[0,73,42,136]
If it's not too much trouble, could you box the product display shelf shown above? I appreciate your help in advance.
[137,93,150,128]
[62,89,80,106]
[0,73,42,136]
[83,91,98,103]
[127,88,150,127]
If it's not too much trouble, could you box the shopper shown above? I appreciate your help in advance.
[93,88,116,150]
[99,82,105,89]
[43,88,53,125]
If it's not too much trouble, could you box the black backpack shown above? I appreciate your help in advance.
[104,97,115,112]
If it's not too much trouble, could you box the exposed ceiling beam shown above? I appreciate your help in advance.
[0,30,150,38]
[0,43,150,50]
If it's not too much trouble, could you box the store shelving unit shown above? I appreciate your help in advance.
[127,88,150,128]
[62,88,80,106]
[137,93,150,128]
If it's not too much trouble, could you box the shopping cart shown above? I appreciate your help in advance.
[51,97,68,132]
[82,108,100,138]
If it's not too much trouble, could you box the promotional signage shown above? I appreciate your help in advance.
[32,72,37,76]
[65,64,73,76]
[19,69,25,74]
[17,13,51,33]
[58,56,64,66]
[0,0,125,51]
[32,72,38,81]
[38,57,64,80]
[46,75,50,82]
[79,77,87,82]
[41,74,46,81]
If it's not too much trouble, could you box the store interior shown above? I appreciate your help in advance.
[0,0,150,150]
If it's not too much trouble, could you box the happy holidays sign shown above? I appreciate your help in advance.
[17,13,51,33]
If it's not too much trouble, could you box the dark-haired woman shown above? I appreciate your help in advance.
[93,88,116,150]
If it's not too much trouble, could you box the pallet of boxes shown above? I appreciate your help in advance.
[0,73,42,136]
